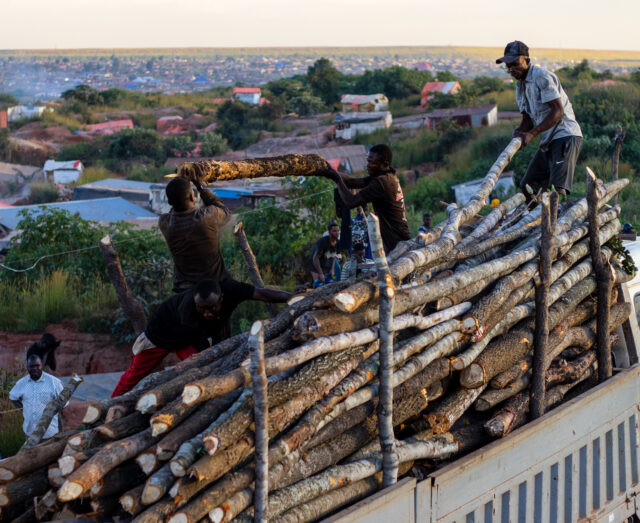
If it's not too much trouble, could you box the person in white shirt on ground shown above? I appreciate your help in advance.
[9,354,66,440]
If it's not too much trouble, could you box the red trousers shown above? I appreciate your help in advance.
[111,346,197,397]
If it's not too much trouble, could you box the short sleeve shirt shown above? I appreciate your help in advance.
[358,173,411,253]
[516,64,582,144]
[159,202,231,292]
[145,278,255,352]
[309,236,338,275]
[9,372,64,439]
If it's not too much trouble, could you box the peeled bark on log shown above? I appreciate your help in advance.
[0,467,49,508]
[58,428,156,502]
[249,320,269,521]
[120,484,145,516]
[22,374,83,450]
[587,168,614,382]
[141,463,175,505]
[150,398,200,438]
[89,461,145,499]
[157,391,241,462]
[177,153,332,183]
[367,211,399,488]
[531,192,554,420]
[546,350,596,388]
[476,373,530,411]
[0,430,73,482]
[96,411,149,441]
[234,222,279,318]
[136,445,160,475]
[458,193,526,248]
[333,138,522,314]
[100,234,147,333]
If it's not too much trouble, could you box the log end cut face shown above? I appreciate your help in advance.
[58,480,84,502]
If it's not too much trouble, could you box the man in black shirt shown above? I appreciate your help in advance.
[111,279,292,396]
[326,144,411,253]
[309,221,339,287]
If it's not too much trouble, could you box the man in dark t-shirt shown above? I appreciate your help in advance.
[308,222,339,287]
[159,177,231,292]
[327,144,410,253]
[111,278,292,397]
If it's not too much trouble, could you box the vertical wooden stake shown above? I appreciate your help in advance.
[587,167,614,382]
[531,193,552,420]
[21,374,83,450]
[249,320,268,522]
[234,223,279,318]
[611,126,626,207]
[366,212,399,487]
[99,235,147,333]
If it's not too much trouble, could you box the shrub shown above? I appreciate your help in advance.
[29,182,58,204]
[405,175,452,214]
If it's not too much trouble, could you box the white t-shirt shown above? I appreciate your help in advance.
[9,372,65,439]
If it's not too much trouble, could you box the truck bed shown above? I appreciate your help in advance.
[325,364,640,523]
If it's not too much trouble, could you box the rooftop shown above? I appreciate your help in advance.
[79,178,157,192]
[427,104,497,118]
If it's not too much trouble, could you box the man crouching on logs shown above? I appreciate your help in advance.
[111,278,292,396]
[326,144,411,254]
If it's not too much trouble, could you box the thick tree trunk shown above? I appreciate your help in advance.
[99,234,147,333]
[249,320,269,522]
[234,223,279,318]
[21,374,83,450]
[367,212,399,488]
[177,153,332,183]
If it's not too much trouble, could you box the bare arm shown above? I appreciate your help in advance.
[312,251,324,277]
[253,287,293,303]
[330,171,366,209]
[514,99,564,147]
[513,112,534,135]
[338,173,369,189]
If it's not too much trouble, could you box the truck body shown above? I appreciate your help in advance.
[325,240,640,523]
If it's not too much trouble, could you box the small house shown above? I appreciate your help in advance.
[7,105,49,122]
[43,160,84,185]
[426,104,498,130]
[334,112,393,140]
[233,87,261,105]
[340,94,389,113]
[420,81,461,107]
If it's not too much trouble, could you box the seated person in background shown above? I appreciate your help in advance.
[341,243,375,282]
[26,332,61,372]
[160,176,231,293]
[112,278,292,397]
[418,213,432,235]
[309,221,340,288]
[10,354,66,440]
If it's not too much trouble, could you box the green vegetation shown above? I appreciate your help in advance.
[0,366,25,457]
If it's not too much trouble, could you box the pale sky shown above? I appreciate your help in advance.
[1,0,639,51]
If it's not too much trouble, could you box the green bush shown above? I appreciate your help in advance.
[405,176,452,214]
[0,366,25,457]
[29,182,58,204]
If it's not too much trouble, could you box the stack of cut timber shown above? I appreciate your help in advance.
[0,139,634,523]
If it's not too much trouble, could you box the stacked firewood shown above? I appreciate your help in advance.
[0,140,634,523]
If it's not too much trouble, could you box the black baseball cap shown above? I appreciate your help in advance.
[496,41,529,64]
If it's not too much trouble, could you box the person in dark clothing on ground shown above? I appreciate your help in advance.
[159,176,231,292]
[26,333,61,372]
[309,222,340,288]
[418,213,432,235]
[326,144,411,253]
[497,41,583,202]
[111,278,292,396]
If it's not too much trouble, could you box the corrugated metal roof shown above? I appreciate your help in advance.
[43,160,83,172]
[233,87,261,94]
[422,81,460,95]
[334,111,390,124]
[340,94,385,104]
[427,104,497,119]
[0,197,157,230]
[79,178,156,191]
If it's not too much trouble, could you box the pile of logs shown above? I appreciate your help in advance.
[0,139,635,523]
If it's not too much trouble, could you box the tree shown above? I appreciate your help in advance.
[354,66,433,99]
[107,129,167,165]
[405,176,451,214]
[165,135,196,157]
[0,93,18,110]
[287,92,326,116]
[631,69,640,85]
[199,132,229,157]
[61,85,104,106]
[436,70,457,82]
[472,76,505,95]
[307,58,342,105]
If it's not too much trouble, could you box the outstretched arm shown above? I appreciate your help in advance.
[514,99,564,147]
[253,287,293,303]
[193,180,231,223]
[327,169,366,209]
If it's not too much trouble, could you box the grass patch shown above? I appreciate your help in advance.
[0,366,25,458]
[0,270,118,332]
[76,165,117,185]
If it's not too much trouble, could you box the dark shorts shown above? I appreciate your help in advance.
[520,136,583,194]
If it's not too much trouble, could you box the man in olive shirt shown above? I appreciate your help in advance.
[327,144,411,253]
[159,177,231,292]
[111,278,292,396]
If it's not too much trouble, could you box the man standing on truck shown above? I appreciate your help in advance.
[497,41,583,202]
[326,144,411,254]
[160,176,231,292]
[111,278,292,396]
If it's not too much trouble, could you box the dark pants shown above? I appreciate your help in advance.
[520,136,583,195]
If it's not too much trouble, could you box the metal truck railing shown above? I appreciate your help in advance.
[325,364,640,523]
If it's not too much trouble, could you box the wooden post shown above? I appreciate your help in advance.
[531,193,552,420]
[611,126,626,207]
[21,374,83,450]
[366,212,399,487]
[234,223,279,318]
[587,167,614,382]
[249,320,268,522]
[99,234,147,333]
